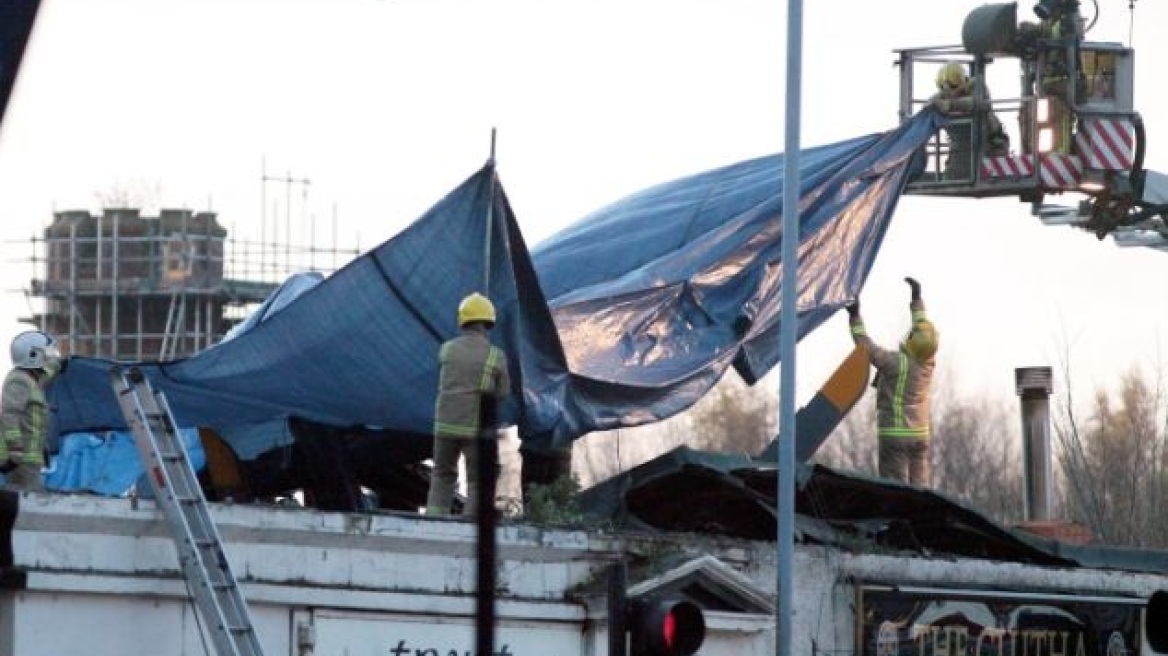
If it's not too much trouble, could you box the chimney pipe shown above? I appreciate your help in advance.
[1015,367,1055,522]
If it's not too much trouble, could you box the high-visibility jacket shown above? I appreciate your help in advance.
[849,301,936,441]
[433,331,511,440]
[0,363,58,465]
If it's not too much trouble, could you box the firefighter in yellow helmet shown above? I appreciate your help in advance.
[1,330,64,492]
[929,61,1010,179]
[845,278,938,486]
[426,293,511,517]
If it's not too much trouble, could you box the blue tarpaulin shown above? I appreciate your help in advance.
[43,428,204,495]
[48,111,942,465]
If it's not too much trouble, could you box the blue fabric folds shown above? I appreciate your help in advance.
[48,111,943,463]
[44,428,205,496]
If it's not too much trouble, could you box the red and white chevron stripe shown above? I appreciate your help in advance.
[1038,153,1083,188]
[980,153,1082,188]
[1077,118,1134,171]
[980,154,1035,179]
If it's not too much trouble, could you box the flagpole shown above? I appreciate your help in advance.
[777,1,803,656]
[483,127,497,292]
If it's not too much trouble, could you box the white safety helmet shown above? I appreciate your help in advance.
[10,330,59,370]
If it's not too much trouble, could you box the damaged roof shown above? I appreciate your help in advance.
[577,445,1168,575]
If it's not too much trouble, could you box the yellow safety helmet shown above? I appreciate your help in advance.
[901,319,939,362]
[936,62,969,91]
[457,292,496,327]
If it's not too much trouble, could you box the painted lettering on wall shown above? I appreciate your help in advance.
[309,610,583,655]
[387,640,516,656]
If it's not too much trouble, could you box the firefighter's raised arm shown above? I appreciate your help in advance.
[847,301,899,370]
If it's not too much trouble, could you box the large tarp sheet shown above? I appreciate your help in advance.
[51,165,566,444]
[48,111,942,457]
[530,115,938,443]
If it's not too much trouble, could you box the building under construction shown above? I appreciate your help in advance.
[25,207,354,361]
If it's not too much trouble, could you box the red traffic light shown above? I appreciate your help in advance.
[629,598,706,656]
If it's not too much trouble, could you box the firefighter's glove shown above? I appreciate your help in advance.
[845,301,860,319]
[0,460,16,475]
[905,277,922,301]
[933,98,952,113]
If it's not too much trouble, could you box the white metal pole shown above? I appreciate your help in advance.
[777,1,803,656]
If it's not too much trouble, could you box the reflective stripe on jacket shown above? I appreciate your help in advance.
[1,367,50,465]
[433,331,511,439]
[849,301,936,441]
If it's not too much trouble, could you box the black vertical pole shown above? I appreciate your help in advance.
[607,561,628,656]
[475,399,499,656]
[0,489,16,568]
[476,127,500,656]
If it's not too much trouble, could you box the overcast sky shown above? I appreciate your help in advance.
[1,0,1166,411]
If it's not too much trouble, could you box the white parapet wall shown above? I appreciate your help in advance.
[3,492,1168,656]
[2,492,778,656]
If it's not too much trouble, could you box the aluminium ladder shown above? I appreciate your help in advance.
[111,365,264,656]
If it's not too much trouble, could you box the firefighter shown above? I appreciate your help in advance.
[1037,17,1069,154]
[846,278,938,486]
[426,293,511,517]
[1019,17,1074,154]
[1,330,63,493]
[930,62,1010,179]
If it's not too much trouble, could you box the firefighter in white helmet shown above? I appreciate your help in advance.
[1,330,64,492]
[846,279,938,486]
[426,293,511,517]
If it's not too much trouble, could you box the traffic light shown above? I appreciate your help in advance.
[628,597,706,656]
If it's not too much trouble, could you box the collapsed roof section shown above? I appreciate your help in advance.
[578,446,1074,565]
[578,445,1168,577]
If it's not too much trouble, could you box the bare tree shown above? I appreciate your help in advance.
[571,370,777,487]
[682,371,777,456]
[1051,350,1110,539]
[1055,366,1168,547]
[930,393,1025,525]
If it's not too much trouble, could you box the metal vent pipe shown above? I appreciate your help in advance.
[1015,367,1055,522]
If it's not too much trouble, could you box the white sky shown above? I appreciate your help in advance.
[1,0,1166,410]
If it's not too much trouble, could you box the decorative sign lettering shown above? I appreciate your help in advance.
[858,588,1141,656]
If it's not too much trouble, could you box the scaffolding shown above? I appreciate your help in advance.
[22,207,359,361]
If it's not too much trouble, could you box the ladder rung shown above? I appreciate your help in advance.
[112,371,259,647]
